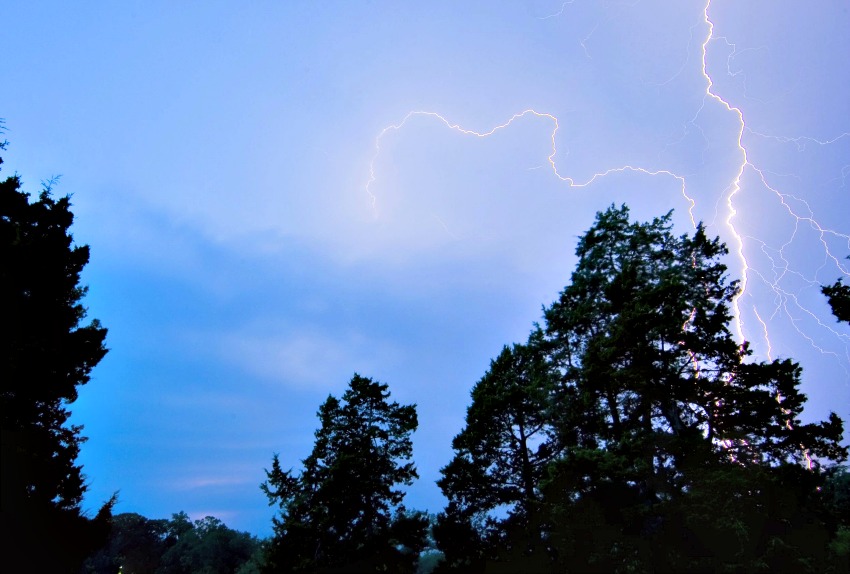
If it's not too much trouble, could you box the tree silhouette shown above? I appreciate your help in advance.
[436,204,846,572]
[822,258,850,323]
[83,512,170,573]
[261,374,427,573]
[1,140,114,572]
[541,205,846,572]
[82,511,264,574]
[436,330,558,570]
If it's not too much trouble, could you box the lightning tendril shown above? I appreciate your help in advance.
[364,1,850,458]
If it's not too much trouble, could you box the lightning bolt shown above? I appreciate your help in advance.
[700,0,847,469]
[758,302,815,468]
[364,0,849,462]
[537,1,577,21]
[753,305,774,362]
[366,109,695,224]
[697,2,849,362]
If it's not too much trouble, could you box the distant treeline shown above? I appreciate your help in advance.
[3,134,849,574]
[83,512,264,574]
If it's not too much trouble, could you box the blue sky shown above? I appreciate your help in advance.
[3,0,848,536]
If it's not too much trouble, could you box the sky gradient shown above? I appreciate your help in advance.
[3,0,849,536]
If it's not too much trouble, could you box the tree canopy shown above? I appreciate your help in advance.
[436,330,558,570]
[1,140,113,572]
[83,511,264,574]
[822,259,850,323]
[436,204,847,573]
[261,374,427,573]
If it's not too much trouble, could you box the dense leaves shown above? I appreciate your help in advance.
[437,205,847,573]
[1,142,113,572]
[436,331,558,569]
[83,512,264,574]
[822,261,850,323]
[262,374,427,573]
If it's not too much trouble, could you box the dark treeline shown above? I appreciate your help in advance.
[2,135,849,574]
[84,512,264,574]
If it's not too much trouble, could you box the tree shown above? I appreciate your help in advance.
[83,511,264,574]
[436,330,558,571]
[261,374,427,573]
[158,513,263,574]
[436,204,847,572]
[82,512,171,573]
[822,258,850,323]
[539,205,846,571]
[1,139,113,572]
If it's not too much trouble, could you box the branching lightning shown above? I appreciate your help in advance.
[366,109,695,224]
[364,0,849,460]
[696,1,850,362]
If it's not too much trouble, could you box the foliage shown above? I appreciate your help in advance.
[818,464,850,573]
[436,331,558,569]
[1,139,114,572]
[822,259,850,323]
[436,204,847,572]
[820,465,850,529]
[416,550,445,574]
[83,513,171,573]
[159,513,263,574]
[83,511,263,574]
[261,374,427,573]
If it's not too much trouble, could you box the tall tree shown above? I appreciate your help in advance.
[436,330,558,571]
[1,140,113,572]
[436,204,847,572]
[540,204,846,571]
[261,374,427,573]
[820,257,849,570]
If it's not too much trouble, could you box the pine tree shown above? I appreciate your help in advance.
[437,204,846,572]
[436,330,558,571]
[540,205,846,571]
[261,374,427,573]
[1,140,113,572]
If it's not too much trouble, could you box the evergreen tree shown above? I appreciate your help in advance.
[540,205,846,572]
[1,139,113,572]
[437,204,846,572]
[821,465,850,573]
[261,374,427,573]
[436,330,558,571]
[820,260,849,572]
[822,259,850,323]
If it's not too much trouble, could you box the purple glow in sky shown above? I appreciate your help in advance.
[3,0,848,536]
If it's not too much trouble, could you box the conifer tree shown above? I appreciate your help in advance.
[436,330,558,570]
[262,374,427,573]
[1,139,113,572]
[437,204,846,572]
[540,205,845,571]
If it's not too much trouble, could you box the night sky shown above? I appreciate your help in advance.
[3,0,848,536]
